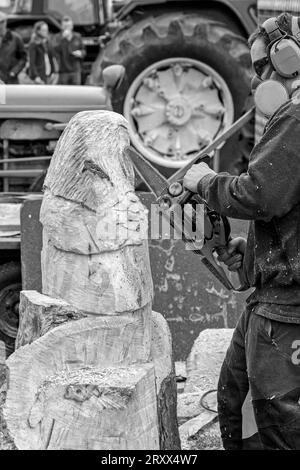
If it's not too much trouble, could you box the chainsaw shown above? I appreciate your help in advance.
[127,108,254,292]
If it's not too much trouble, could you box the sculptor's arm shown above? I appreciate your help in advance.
[184,103,300,221]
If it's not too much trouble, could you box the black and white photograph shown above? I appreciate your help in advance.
[0,0,299,456]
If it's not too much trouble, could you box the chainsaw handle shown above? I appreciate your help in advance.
[216,217,249,292]
[177,189,194,206]
[236,266,249,292]
[216,246,248,292]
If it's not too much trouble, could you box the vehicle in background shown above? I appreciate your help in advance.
[2,0,257,173]
[90,0,257,174]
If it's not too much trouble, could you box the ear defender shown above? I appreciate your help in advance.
[253,16,300,117]
[254,80,289,116]
[263,17,300,78]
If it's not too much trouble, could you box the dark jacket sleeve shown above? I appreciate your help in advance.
[52,34,62,65]
[198,103,300,221]
[11,34,27,76]
[28,42,38,79]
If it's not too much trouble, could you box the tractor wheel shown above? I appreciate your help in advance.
[92,12,254,174]
[0,262,22,357]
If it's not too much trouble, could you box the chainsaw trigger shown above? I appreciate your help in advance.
[203,208,215,241]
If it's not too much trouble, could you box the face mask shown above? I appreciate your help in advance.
[252,76,290,118]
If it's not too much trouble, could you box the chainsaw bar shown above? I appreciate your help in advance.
[127,147,237,291]
[126,107,253,293]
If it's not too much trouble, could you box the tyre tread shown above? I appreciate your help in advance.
[96,13,251,79]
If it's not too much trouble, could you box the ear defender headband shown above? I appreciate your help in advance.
[252,16,300,117]
[263,16,300,78]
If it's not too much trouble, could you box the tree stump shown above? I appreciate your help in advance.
[4,111,180,450]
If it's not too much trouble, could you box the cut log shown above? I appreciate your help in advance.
[5,347,159,450]
[16,298,153,364]
[5,110,180,450]
[16,291,86,349]
[150,311,180,450]
[0,341,5,389]
[41,234,153,315]
[8,292,179,449]
[5,309,178,449]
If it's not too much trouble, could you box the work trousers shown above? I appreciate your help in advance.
[218,304,300,450]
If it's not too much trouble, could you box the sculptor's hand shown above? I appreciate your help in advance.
[183,162,216,193]
[217,237,246,272]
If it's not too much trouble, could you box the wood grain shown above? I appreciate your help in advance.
[16,291,86,349]
[5,110,180,450]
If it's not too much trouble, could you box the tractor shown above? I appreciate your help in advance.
[2,0,257,175]
[90,0,257,174]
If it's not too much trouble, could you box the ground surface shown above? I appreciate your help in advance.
[190,421,223,450]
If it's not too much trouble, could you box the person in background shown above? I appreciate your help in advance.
[54,16,86,85]
[28,21,57,85]
[0,11,27,84]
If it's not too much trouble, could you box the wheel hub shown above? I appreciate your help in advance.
[124,58,234,168]
[166,96,192,127]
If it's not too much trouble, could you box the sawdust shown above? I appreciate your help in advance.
[189,421,223,450]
